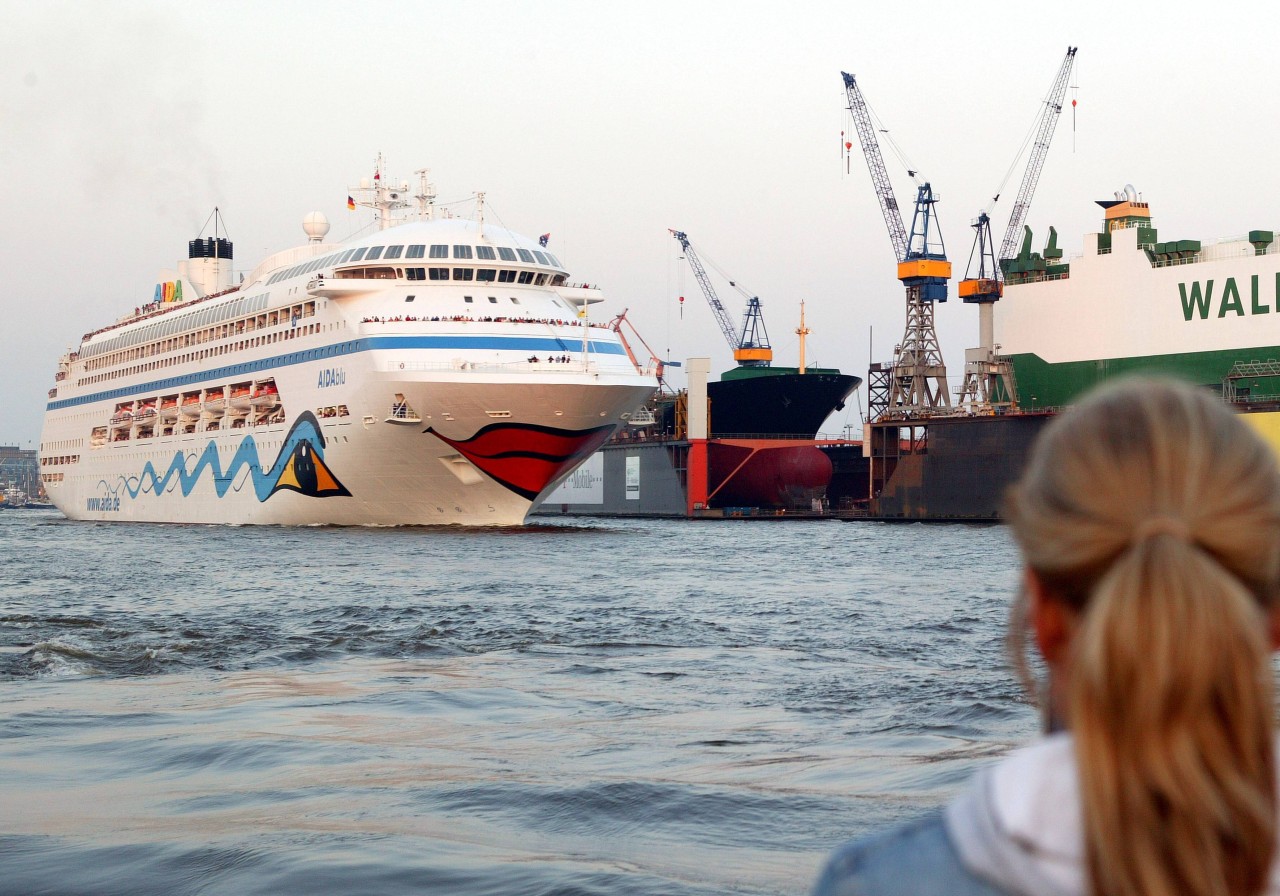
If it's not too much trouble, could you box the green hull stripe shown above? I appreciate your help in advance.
[1009,346,1280,408]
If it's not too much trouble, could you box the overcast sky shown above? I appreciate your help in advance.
[3,0,1277,448]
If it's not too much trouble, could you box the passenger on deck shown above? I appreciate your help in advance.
[812,377,1280,896]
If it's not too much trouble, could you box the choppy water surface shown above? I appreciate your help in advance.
[0,511,1031,895]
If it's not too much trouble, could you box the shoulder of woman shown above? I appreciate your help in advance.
[811,810,1008,896]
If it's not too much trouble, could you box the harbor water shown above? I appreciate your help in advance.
[0,511,1034,895]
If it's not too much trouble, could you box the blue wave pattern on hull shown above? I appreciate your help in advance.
[94,412,349,506]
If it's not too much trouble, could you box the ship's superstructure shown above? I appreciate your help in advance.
[38,165,658,525]
[996,187,1280,408]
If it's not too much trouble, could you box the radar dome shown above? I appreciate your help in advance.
[303,211,330,242]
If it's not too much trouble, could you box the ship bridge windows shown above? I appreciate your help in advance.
[498,270,517,283]
[384,245,404,259]
[518,271,535,284]
[453,268,475,281]
[533,251,550,265]
[477,269,497,282]
[429,268,450,280]
[545,253,562,267]
[517,249,535,263]
[407,244,425,259]
[497,247,517,262]
[350,247,368,262]
[335,266,397,279]
[366,247,385,260]
[406,268,427,281]
[476,246,496,260]
[453,245,473,259]
[429,244,448,258]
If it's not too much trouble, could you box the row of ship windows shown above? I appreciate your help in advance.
[85,302,320,375]
[331,266,559,286]
[408,268,550,284]
[80,320,327,387]
[43,439,80,454]
[269,244,563,285]
[83,292,271,359]
[41,455,80,466]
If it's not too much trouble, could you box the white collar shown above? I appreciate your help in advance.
[945,733,1280,896]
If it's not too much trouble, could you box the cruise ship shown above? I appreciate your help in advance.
[37,163,659,525]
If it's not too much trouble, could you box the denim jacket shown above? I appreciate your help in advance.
[811,809,1005,896]
[813,733,1280,896]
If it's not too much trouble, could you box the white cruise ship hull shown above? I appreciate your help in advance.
[44,347,652,526]
[38,197,658,527]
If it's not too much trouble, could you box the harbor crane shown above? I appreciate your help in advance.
[670,230,772,367]
[842,71,951,415]
[957,46,1078,410]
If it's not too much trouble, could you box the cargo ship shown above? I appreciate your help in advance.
[37,162,658,526]
[869,186,1280,519]
[650,365,859,439]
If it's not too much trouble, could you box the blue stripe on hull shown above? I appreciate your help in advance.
[47,334,627,411]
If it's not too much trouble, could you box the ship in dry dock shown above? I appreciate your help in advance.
[867,188,1280,519]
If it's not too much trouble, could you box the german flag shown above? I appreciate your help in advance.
[347,195,356,211]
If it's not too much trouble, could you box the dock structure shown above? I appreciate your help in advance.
[0,445,42,505]
[535,359,869,520]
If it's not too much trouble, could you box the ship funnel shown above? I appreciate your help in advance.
[181,236,235,298]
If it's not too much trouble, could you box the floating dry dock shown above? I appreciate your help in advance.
[536,359,870,519]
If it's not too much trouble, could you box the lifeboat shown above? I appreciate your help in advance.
[229,382,253,410]
[203,389,227,413]
[180,393,202,416]
[250,380,280,409]
[159,395,180,420]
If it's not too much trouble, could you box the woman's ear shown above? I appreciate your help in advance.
[1027,567,1073,666]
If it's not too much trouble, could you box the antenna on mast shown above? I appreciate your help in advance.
[414,169,436,221]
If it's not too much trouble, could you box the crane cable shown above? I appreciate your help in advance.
[693,241,760,303]
[986,63,1074,212]
[844,90,924,185]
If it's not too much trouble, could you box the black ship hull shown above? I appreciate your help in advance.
[707,371,860,438]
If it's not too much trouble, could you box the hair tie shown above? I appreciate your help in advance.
[1132,515,1191,544]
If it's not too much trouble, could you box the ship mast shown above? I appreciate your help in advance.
[796,300,810,374]
[349,153,411,230]
[414,168,437,221]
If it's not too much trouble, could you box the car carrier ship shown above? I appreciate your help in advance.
[868,186,1280,519]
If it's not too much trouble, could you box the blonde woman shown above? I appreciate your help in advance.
[812,378,1280,896]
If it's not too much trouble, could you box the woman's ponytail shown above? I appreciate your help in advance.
[1072,534,1275,896]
